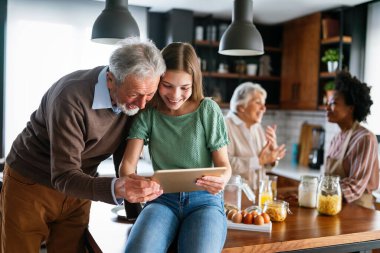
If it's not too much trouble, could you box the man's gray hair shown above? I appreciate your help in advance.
[230,82,267,113]
[109,37,166,85]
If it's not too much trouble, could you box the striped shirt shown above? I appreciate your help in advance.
[326,124,379,203]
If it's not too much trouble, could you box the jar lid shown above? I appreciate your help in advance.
[300,175,319,182]
[264,200,288,208]
[322,175,340,180]
[227,175,242,185]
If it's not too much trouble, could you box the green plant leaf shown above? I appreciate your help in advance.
[324,80,335,91]
[321,48,343,63]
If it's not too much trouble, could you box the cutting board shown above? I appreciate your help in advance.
[298,123,322,167]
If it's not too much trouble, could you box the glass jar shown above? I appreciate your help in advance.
[316,176,342,215]
[259,178,273,208]
[224,175,243,211]
[263,200,290,222]
[298,175,318,208]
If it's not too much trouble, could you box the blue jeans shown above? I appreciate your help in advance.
[124,191,227,253]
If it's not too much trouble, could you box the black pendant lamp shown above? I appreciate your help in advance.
[91,0,140,44]
[219,0,264,56]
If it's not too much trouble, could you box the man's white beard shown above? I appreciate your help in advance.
[118,103,139,116]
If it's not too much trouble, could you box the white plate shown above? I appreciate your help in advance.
[227,220,272,233]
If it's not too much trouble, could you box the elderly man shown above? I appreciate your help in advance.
[0,38,166,253]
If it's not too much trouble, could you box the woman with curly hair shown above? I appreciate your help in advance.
[325,71,379,209]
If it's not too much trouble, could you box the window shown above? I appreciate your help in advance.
[4,0,147,154]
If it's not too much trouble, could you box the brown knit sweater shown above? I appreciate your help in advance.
[6,66,130,204]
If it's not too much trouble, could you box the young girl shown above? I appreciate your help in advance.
[120,42,231,253]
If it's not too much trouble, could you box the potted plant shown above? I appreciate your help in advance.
[324,80,335,103]
[321,49,342,72]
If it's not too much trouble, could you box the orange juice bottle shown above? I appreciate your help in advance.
[259,192,273,208]
[259,179,273,208]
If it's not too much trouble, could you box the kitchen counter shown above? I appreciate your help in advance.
[88,194,380,253]
[271,161,321,181]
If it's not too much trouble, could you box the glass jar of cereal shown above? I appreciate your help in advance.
[263,200,291,222]
[316,176,342,215]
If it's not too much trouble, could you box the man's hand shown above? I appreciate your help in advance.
[114,174,163,203]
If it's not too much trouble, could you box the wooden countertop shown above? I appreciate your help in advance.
[224,202,380,252]
[88,195,380,253]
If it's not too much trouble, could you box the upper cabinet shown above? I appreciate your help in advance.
[280,13,321,110]
[193,16,283,109]
[281,8,354,110]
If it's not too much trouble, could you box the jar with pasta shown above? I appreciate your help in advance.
[316,176,342,215]
[262,200,291,222]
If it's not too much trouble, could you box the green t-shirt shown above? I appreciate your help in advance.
[128,98,229,170]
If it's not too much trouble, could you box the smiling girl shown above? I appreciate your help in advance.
[120,42,231,253]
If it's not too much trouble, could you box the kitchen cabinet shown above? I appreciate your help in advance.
[193,16,282,109]
[280,12,321,110]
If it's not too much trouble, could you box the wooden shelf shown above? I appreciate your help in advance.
[217,102,230,109]
[321,36,352,45]
[194,40,281,53]
[264,46,282,53]
[203,72,281,81]
[240,75,281,81]
[319,72,336,78]
[265,104,280,109]
[194,40,219,47]
[217,102,279,110]
[203,72,239,78]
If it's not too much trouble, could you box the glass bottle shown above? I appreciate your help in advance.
[298,175,318,208]
[316,176,342,215]
[259,178,273,208]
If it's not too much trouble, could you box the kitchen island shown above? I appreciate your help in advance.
[88,198,380,253]
[88,159,380,252]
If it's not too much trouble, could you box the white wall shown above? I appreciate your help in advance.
[364,1,380,135]
[5,0,148,154]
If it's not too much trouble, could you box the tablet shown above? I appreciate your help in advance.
[151,167,227,193]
